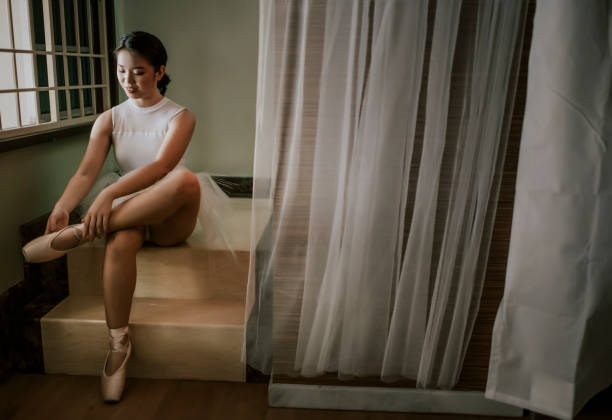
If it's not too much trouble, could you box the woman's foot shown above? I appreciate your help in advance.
[22,223,87,263]
[101,325,132,402]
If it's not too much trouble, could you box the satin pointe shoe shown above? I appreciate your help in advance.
[21,223,87,263]
[101,325,133,403]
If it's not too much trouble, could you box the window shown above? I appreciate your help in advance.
[0,0,112,142]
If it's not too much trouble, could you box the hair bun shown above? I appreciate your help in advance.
[158,73,171,96]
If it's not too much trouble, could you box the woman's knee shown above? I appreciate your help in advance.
[106,227,145,255]
[173,170,201,199]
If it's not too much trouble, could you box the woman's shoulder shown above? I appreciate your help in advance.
[105,99,131,129]
[164,97,194,121]
[88,108,113,140]
[164,96,189,112]
[95,108,113,128]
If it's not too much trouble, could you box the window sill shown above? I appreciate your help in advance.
[0,122,94,154]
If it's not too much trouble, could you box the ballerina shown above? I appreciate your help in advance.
[22,31,203,403]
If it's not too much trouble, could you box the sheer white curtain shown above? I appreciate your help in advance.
[244,0,525,389]
[486,1,612,418]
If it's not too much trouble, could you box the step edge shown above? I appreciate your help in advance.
[41,296,246,327]
[41,317,245,329]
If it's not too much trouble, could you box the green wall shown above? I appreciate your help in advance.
[114,0,258,176]
[0,0,258,294]
[0,135,119,293]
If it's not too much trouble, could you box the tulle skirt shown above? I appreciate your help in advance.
[76,168,234,253]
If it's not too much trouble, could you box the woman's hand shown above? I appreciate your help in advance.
[45,207,70,235]
[82,189,114,240]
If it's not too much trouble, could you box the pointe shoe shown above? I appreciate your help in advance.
[101,325,132,403]
[22,223,87,263]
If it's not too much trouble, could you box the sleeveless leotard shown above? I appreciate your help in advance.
[110,96,188,208]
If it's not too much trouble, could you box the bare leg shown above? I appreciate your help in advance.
[147,183,201,246]
[98,170,201,375]
[52,169,201,248]
[103,226,143,375]
[105,169,201,235]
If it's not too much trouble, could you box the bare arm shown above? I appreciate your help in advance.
[101,108,196,200]
[54,109,113,214]
[80,108,196,240]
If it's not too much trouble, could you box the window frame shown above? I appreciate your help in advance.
[0,0,118,153]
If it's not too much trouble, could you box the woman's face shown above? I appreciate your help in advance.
[116,49,164,98]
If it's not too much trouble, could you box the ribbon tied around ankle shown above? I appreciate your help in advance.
[109,325,129,353]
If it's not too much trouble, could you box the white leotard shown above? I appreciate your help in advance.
[109,96,188,208]
[111,96,187,175]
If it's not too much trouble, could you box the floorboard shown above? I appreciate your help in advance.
[1,373,609,420]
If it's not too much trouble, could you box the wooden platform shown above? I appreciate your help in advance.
[40,198,259,382]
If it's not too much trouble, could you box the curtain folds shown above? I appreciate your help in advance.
[486,1,612,419]
[244,0,526,390]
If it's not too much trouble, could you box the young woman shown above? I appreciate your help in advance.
[22,31,203,402]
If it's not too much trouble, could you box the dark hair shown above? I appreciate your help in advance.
[113,31,171,95]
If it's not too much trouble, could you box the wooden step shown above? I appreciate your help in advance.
[67,198,255,300]
[41,295,245,381]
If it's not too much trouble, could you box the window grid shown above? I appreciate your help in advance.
[60,0,71,119]
[42,0,57,122]
[0,0,110,140]
[0,48,107,57]
[100,0,109,110]
[7,0,21,129]
[28,0,40,124]
[74,0,84,119]
[86,0,95,114]
[0,80,108,90]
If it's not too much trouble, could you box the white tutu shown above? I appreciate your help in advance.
[76,170,235,255]
[193,171,236,256]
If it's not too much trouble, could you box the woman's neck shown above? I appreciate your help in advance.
[130,92,164,108]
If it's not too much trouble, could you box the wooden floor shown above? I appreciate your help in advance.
[0,373,610,420]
